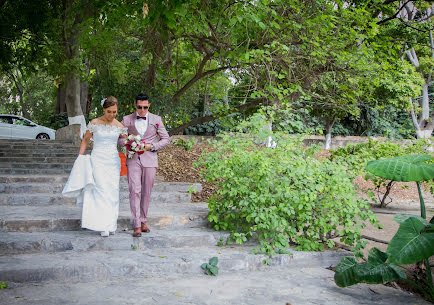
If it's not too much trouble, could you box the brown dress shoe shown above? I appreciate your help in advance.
[141,223,150,233]
[133,227,142,237]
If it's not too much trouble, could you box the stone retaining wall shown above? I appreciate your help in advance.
[170,134,415,149]
[56,126,417,150]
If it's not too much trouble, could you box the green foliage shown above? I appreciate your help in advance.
[333,105,416,139]
[330,138,433,177]
[131,244,137,251]
[0,281,7,289]
[201,257,219,276]
[332,140,434,210]
[387,216,434,265]
[197,114,379,256]
[188,185,197,195]
[334,215,434,301]
[217,237,225,247]
[174,138,195,151]
[334,248,406,287]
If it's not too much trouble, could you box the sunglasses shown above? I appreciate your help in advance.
[136,105,149,109]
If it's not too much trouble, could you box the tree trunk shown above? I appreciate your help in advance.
[62,0,86,136]
[409,85,434,139]
[265,122,276,148]
[8,67,30,119]
[80,81,88,117]
[56,84,67,114]
[405,25,434,138]
[324,118,336,150]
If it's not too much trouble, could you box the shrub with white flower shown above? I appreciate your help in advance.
[123,134,146,158]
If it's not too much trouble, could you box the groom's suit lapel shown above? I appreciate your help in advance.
[143,113,156,137]
[128,113,140,135]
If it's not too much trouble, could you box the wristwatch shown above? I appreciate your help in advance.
[150,145,156,152]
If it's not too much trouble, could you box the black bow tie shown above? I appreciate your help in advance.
[137,116,146,120]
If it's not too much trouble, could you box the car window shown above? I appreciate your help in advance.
[13,118,32,126]
[0,117,12,124]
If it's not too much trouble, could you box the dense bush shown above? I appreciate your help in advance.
[197,114,379,256]
[330,138,434,207]
[330,138,433,177]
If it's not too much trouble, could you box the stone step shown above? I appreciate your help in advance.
[0,267,426,305]
[0,182,201,195]
[0,168,71,175]
[0,138,70,142]
[0,175,69,184]
[0,194,77,205]
[0,228,230,256]
[0,175,164,184]
[0,203,209,232]
[0,163,71,169]
[0,152,81,158]
[0,157,77,163]
[0,190,192,206]
[0,246,350,284]
[0,140,77,146]
[0,142,77,147]
[0,147,81,153]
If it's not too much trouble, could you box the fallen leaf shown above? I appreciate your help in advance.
[173,292,186,297]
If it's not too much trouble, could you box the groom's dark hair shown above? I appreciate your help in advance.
[135,93,149,103]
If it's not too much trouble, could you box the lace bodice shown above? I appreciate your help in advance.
[86,123,127,151]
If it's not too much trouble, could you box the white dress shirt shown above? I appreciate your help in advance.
[135,112,148,136]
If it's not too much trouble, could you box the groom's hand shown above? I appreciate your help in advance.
[144,144,152,151]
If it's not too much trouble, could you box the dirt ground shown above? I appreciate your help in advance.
[157,141,434,254]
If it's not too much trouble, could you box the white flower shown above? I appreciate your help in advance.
[134,135,141,141]
[132,142,137,148]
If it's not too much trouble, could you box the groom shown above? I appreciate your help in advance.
[119,93,170,237]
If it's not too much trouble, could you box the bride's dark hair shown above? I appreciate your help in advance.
[103,96,118,108]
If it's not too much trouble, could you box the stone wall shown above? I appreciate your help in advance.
[170,134,415,149]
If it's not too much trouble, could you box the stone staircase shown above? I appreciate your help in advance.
[0,139,428,305]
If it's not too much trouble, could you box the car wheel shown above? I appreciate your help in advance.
[36,133,50,140]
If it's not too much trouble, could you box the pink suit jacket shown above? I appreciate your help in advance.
[119,112,170,167]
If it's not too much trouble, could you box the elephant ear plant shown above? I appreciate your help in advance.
[334,154,434,301]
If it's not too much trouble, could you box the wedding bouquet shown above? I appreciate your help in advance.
[123,134,146,158]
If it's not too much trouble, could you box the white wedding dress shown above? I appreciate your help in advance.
[63,123,127,233]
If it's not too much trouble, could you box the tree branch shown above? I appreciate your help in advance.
[168,98,267,135]
[172,62,231,102]
[406,47,419,68]
[376,0,412,25]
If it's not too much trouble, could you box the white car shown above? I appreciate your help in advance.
[0,114,56,140]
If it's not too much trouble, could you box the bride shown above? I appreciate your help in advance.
[63,96,127,237]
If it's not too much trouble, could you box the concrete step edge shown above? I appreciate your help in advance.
[0,246,350,283]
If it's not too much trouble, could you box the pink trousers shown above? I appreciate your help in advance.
[127,159,156,228]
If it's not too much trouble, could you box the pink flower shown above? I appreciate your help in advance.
[156,123,159,128]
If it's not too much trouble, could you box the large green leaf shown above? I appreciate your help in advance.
[334,256,359,287]
[334,248,406,287]
[356,248,406,284]
[393,214,429,225]
[365,155,434,182]
[387,217,434,264]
